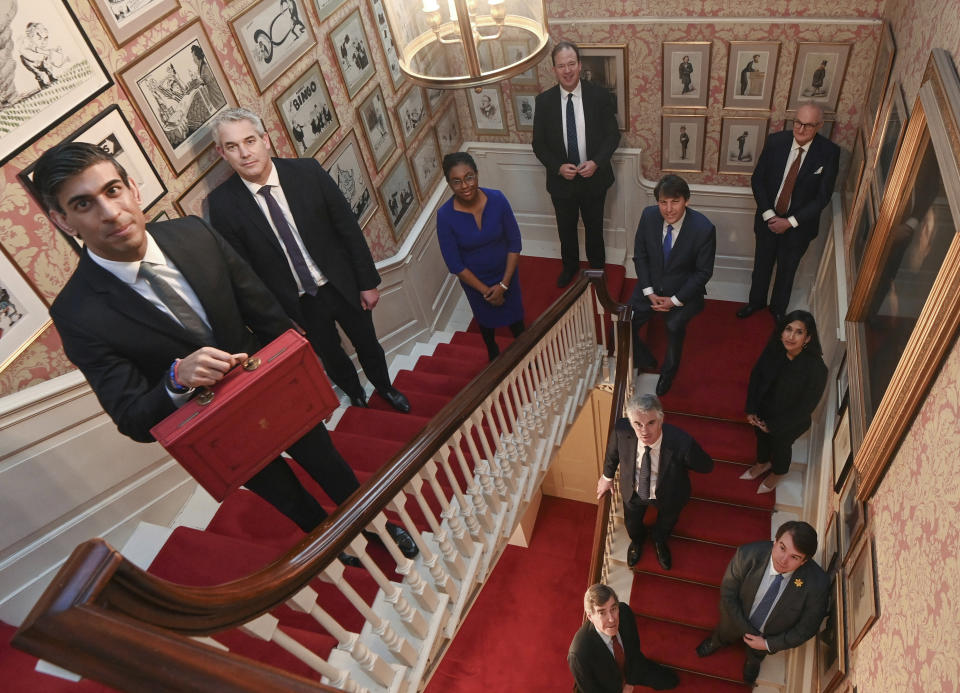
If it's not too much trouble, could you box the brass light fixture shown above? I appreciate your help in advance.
[381,0,550,89]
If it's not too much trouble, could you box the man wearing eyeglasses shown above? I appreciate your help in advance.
[737,103,839,323]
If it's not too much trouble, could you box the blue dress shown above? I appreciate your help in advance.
[436,188,524,328]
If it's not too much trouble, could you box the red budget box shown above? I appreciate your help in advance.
[150,329,338,501]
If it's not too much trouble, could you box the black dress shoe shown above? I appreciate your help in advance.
[378,386,410,413]
[770,308,784,325]
[338,552,362,567]
[736,304,764,318]
[385,521,419,558]
[696,636,720,658]
[349,392,368,408]
[655,374,673,397]
[654,541,672,570]
[556,269,576,287]
[626,541,642,567]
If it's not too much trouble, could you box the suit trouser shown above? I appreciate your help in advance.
[748,222,812,316]
[551,188,607,273]
[299,284,391,398]
[755,421,809,475]
[630,297,704,380]
[244,422,360,532]
[623,492,685,545]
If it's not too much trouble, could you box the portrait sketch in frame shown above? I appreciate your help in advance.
[274,62,339,159]
[18,105,167,215]
[90,0,180,48]
[504,39,538,86]
[174,158,234,220]
[512,89,538,132]
[329,9,376,100]
[118,19,236,174]
[718,117,768,175]
[324,130,377,229]
[368,0,404,90]
[395,86,428,145]
[436,102,462,156]
[821,510,840,576]
[846,538,879,650]
[356,85,396,171]
[580,44,628,130]
[871,82,908,202]
[663,41,711,109]
[832,405,852,493]
[426,88,448,114]
[380,157,420,243]
[843,129,866,224]
[838,471,866,564]
[0,0,113,168]
[815,575,846,693]
[409,130,442,199]
[846,177,875,285]
[724,41,779,111]
[784,116,835,140]
[0,247,51,374]
[864,22,896,140]
[230,0,316,94]
[661,115,705,173]
[787,42,852,113]
[311,0,348,23]
[469,85,507,135]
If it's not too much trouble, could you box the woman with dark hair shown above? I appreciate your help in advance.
[437,152,524,360]
[741,310,828,493]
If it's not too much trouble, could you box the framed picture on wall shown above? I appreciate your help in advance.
[229,0,316,94]
[0,247,51,374]
[324,130,378,229]
[311,0,349,23]
[832,405,852,493]
[174,158,234,220]
[839,471,866,564]
[436,102,462,156]
[724,41,780,111]
[512,89,538,132]
[871,81,908,201]
[273,62,339,158]
[18,105,167,214]
[843,129,866,223]
[815,575,846,693]
[787,42,852,113]
[821,510,840,576]
[845,538,879,650]
[356,85,396,171]
[329,9,376,99]
[409,130,442,199]
[468,86,508,135]
[864,22,896,140]
[503,38,538,86]
[580,44,628,130]
[0,0,113,168]
[661,115,705,173]
[426,88,448,113]
[118,19,237,174]
[90,0,180,48]
[662,41,711,109]
[368,0,404,89]
[717,117,768,175]
[395,86,429,145]
[380,157,420,243]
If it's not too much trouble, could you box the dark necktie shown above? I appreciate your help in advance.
[749,573,784,631]
[258,185,318,296]
[566,92,580,165]
[611,634,626,675]
[138,262,215,345]
[636,445,652,499]
[663,224,674,264]
[774,147,804,216]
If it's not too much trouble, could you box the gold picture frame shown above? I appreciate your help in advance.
[724,41,780,111]
[229,0,317,94]
[661,114,705,173]
[662,41,711,109]
[717,116,768,175]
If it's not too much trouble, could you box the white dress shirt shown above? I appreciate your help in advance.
[761,137,805,228]
[559,81,587,165]
[642,212,686,307]
[749,556,796,645]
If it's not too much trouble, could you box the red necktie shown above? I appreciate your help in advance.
[774,147,804,216]
[612,635,626,675]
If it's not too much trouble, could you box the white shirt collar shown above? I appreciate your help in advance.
[791,137,809,153]
[766,555,797,581]
[240,160,279,197]
[664,212,686,232]
[563,81,583,100]
[87,232,165,284]
[640,432,663,453]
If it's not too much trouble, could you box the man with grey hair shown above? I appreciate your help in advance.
[597,393,713,570]
[568,583,678,691]
[205,108,409,413]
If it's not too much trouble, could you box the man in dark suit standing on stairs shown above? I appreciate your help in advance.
[207,107,409,413]
[736,103,839,323]
[630,174,716,397]
[597,393,713,572]
[533,40,621,288]
[568,583,678,692]
[696,520,829,685]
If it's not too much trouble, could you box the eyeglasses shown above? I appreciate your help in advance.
[448,173,477,188]
[793,119,822,131]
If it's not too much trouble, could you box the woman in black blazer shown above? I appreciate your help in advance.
[741,310,827,493]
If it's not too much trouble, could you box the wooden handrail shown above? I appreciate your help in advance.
[14,269,619,689]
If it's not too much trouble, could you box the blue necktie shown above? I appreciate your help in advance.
[749,573,784,631]
[566,93,580,165]
[663,224,674,264]
[258,185,318,296]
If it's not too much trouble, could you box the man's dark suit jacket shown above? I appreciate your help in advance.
[716,540,829,653]
[50,217,291,443]
[630,206,716,306]
[603,420,713,507]
[750,130,840,238]
[207,157,381,322]
[532,80,620,198]
[568,602,665,693]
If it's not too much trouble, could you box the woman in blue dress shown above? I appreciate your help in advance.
[437,152,524,360]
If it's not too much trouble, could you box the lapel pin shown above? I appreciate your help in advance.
[794,578,804,588]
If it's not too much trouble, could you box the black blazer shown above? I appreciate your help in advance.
[717,540,829,654]
[750,130,840,238]
[50,217,291,443]
[745,344,828,435]
[532,80,620,197]
[207,157,381,322]
[630,205,716,306]
[568,602,659,693]
[603,420,713,507]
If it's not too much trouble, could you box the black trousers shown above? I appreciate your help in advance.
[478,320,525,360]
[551,188,607,273]
[754,421,809,475]
[298,284,391,398]
[623,492,685,545]
[748,222,812,316]
[244,422,360,532]
[631,297,704,381]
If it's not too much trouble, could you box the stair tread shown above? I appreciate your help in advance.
[630,572,721,630]
[635,617,747,683]
[692,460,775,510]
[673,499,772,547]
[630,536,735,586]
